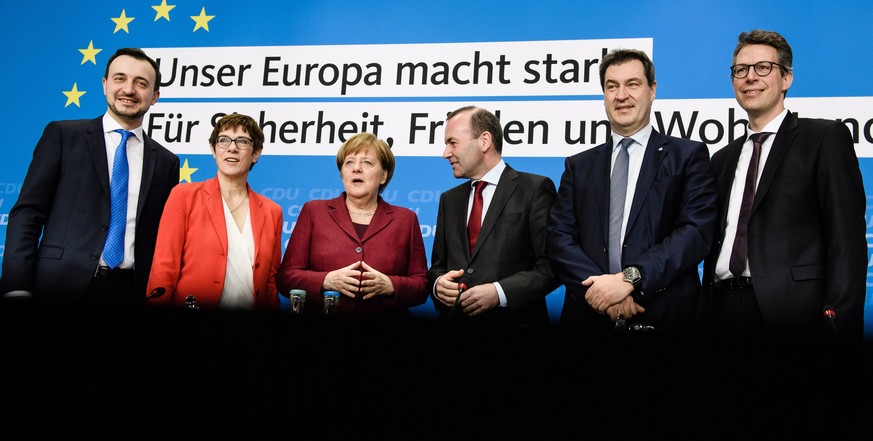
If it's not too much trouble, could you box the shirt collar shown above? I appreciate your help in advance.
[749,108,788,137]
[102,113,143,140]
[475,159,506,187]
[611,125,652,151]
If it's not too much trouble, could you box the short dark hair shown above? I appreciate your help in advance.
[733,29,793,73]
[104,48,162,92]
[209,113,266,170]
[599,49,656,90]
[446,106,504,153]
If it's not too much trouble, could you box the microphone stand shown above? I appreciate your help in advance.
[822,305,837,339]
[447,283,467,319]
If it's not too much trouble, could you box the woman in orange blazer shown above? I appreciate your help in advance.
[147,113,282,310]
[277,133,428,318]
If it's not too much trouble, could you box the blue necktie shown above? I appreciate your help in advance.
[608,137,633,274]
[103,129,132,269]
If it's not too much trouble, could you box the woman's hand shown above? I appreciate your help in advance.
[322,261,364,298]
[358,261,395,300]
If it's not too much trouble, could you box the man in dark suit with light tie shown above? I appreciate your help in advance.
[428,106,559,326]
[1,48,179,305]
[703,30,866,341]
[547,49,718,333]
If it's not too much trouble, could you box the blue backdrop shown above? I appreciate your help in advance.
[2,0,872,337]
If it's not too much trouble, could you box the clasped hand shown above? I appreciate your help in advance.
[322,260,394,300]
[582,273,645,320]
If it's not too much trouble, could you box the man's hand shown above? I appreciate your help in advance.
[458,283,498,317]
[434,269,465,307]
[583,272,634,314]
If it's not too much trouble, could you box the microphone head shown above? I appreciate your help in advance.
[147,287,166,299]
[457,283,468,292]
[823,305,836,319]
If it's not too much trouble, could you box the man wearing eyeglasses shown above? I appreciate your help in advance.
[1,48,179,306]
[703,30,866,341]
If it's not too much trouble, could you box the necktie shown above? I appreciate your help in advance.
[103,129,132,269]
[729,132,773,278]
[608,138,633,274]
[467,180,487,255]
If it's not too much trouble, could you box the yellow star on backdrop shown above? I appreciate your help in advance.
[152,0,176,21]
[63,83,86,107]
[78,40,102,65]
[190,7,214,32]
[179,159,199,183]
[111,9,135,33]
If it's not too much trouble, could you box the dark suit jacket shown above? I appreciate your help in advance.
[2,117,179,299]
[147,176,283,310]
[547,129,717,332]
[428,165,560,326]
[277,194,428,317]
[703,112,866,339]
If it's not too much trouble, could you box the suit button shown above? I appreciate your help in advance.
[467,268,475,274]
[355,247,362,253]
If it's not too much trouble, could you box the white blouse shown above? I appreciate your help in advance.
[218,198,256,310]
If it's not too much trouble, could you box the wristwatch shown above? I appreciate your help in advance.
[622,266,642,289]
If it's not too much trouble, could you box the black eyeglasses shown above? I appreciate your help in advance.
[215,135,254,150]
[730,61,787,79]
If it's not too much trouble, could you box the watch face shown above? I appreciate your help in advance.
[623,267,640,284]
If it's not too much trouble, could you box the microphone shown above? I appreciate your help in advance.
[146,287,166,300]
[823,305,837,338]
[184,295,200,309]
[448,282,467,318]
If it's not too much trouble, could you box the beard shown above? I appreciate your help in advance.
[108,98,148,123]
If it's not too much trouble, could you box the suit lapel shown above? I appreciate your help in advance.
[625,130,668,235]
[360,199,394,243]
[248,187,265,260]
[136,134,159,221]
[447,183,474,260]
[205,177,229,255]
[753,112,797,214]
[327,194,362,244]
[472,166,518,258]
[595,140,613,245]
[89,118,111,197]
[716,139,745,232]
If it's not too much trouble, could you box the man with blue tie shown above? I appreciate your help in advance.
[1,48,179,305]
[546,49,718,333]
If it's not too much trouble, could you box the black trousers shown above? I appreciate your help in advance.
[711,285,766,337]
[81,272,143,307]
